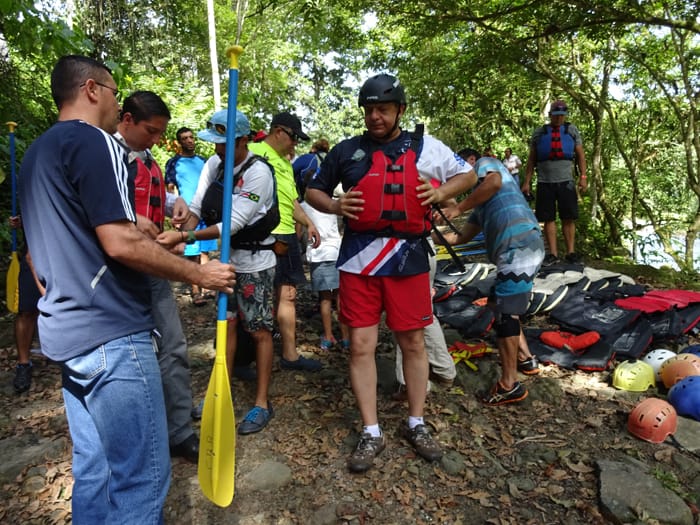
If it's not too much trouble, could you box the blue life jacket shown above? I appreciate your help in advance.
[536,123,575,161]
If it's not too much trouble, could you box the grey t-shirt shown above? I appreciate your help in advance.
[529,123,583,183]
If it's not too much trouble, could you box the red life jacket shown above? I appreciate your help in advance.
[133,156,166,230]
[346,128,431,237]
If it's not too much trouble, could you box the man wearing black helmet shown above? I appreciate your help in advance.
[305,74,475,473]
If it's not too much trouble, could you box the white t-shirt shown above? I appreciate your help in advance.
[190,152,276,273]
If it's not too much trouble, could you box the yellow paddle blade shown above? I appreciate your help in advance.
[5,251,19,313]
[198,320,236,507]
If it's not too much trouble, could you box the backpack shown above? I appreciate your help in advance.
[535,123,575,161]
[200,155,280,249]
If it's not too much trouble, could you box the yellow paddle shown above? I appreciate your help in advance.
[197,45,243,508]
[5,121,19,313]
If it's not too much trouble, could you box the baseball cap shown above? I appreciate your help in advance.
[271,112,309,141]
[198,108,251,144]
[549,100,568,116]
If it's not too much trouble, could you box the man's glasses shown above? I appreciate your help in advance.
[206,121,226,135]
[80,80,121,103]
[278,126,300,142]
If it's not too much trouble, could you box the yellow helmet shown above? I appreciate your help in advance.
[612,360,655,392]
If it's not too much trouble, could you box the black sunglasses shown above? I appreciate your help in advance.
[206,121,226,135]
[277,126,301,142]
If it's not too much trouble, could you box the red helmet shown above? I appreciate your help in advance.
[627,398,677,443]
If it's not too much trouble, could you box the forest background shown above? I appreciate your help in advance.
[0,0,699,275]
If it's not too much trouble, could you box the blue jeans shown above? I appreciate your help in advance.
[62,331,170,525]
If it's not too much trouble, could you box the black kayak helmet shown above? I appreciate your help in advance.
[358,74,406,107]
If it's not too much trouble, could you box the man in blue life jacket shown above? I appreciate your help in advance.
[305,73,474,473]
[522,99,587,265]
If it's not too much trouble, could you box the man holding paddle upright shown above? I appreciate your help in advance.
[18,55,235,524]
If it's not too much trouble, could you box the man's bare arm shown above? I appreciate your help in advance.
[96,220,234,293]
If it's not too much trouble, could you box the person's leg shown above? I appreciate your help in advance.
[250,329,273,409]
[150,278,194,448]
[562,219,576,255]
[15,311,36,366]
[277,282,298,361]
[497,322,520,390]
[319,290,335,346]
[14,255,41,393]
[349,325,380,426]
[543,221,558,257]
[237,268,276,435]
[395,328,429,418]
[63,332,170,524]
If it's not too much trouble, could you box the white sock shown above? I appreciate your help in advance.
[408,416,424,429]
[363,424,382,437]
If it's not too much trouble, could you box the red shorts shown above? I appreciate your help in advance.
[339,271,433,331]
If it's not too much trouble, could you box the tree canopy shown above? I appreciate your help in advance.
[1,0,699,270]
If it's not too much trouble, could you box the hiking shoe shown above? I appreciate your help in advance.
[280,355,322,372]
[481,381,528,406]
[565,252,583,264]
[429,370,454,388]
[348,432,386,473]
[320,336,336,351]
[391,384,408,402]
[517,356,541,375]
[542,254,560,266]
[238,404,273,435]
[401,423,443,462]
[13,363,32,394]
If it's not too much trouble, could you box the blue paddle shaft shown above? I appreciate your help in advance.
[216,50,242,321]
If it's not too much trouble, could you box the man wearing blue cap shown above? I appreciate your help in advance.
[158,108,278,434]
[522,99,587,265]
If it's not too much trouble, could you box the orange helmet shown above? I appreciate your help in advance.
[627,398,677,443]
[659,354,700,389]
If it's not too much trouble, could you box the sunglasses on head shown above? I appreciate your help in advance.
[206,121,226,135]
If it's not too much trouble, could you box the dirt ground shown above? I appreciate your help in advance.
[1,276,699,524]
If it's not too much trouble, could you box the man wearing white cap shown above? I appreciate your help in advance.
[158,109,278,435]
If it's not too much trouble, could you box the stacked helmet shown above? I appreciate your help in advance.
[627,398,677,443]
[659,353,700,389]
[358,74,406,107]
[680,344,700,358]
[642,348,676,381]
[668,375,700,421]
[612,360,656,392]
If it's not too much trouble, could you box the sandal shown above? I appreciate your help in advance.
[192,293,208,306]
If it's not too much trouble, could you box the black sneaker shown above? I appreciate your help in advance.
[542,254,560,266]
[279,355,322,372]
[348,433,386,473]
[401,423,443,462]
[481,381,528,406]
[13,363,32,394]
[517,356,541,375]
[565,252,583,264]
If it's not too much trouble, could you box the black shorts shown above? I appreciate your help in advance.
[18,255,41,313]
[273,233,307,287]
[535,181,579,222]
